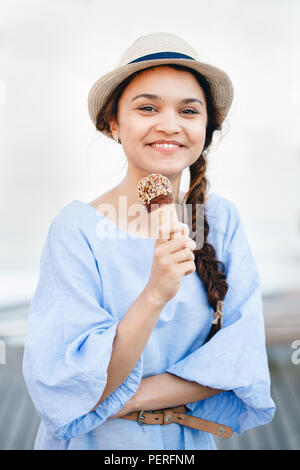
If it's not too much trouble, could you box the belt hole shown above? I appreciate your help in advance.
[177,417,182,420]
[154,417,159,420]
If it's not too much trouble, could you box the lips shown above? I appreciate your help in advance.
[146,143,185,154]
[148,141,185,146]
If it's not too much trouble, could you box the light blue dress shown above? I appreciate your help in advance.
[23,193,275,450]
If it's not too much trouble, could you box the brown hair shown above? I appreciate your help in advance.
[95,64,229,313]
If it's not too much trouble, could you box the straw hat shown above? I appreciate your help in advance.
[87,32,234,140]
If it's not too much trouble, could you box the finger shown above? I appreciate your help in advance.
[181,223,190,238]
[156,224,181,243]
[158,221,186,241]
[172,238,196,255]
[156,235,196,252]
[156,225,169,244]
[172,248,195,264]
[169,223,189,241]
[179,260,197,276]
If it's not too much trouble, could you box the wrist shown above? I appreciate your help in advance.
[130,383,144,412]
[143,285,166,311]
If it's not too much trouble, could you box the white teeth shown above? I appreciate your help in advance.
[150,143,181,148]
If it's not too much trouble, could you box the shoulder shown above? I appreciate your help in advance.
[48,201,81,235]
[47,200,98,248]
[205,192,240,235]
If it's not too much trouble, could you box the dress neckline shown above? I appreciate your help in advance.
[73,192,214,241]
[73,199,156,241]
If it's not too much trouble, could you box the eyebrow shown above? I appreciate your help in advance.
[131,93,204,108]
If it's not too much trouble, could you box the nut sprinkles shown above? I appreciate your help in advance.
[137,173,173,206]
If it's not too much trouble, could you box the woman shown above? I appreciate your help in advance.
[23,32,275,450]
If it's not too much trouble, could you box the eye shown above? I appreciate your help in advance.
[138,106,156,112]
[181,109,199,115]
[138,106,199,115]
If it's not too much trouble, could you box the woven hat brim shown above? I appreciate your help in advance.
[88,58,234,138]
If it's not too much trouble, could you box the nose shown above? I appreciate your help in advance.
[154,110,181,134]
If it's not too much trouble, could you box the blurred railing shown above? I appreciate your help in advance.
[0,291,300,450]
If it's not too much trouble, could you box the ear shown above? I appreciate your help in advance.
[109,119,119,137]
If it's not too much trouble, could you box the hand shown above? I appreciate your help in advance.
[146,225,197,306]
[109,377,150,418]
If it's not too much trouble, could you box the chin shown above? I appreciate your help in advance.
[151,168,184,179]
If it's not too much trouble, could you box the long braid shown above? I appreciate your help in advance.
[184,152,228,314]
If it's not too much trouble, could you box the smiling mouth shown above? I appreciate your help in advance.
[147,144,185,151]
[147,143,185,146]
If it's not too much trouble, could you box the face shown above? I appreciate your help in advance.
[109,66,208,181]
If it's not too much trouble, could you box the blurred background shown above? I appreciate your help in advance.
[0,0,299,450]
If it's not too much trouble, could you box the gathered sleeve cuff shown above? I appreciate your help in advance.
[53,354,143,440]
[166,201,276,434]
[23,215,143,440]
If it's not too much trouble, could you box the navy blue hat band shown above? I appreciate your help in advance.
[128,51,195,64]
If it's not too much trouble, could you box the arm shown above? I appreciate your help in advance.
[111,372,224,418]
[90,286,165,411]
[164,202,276,434]
[91,223,196,412]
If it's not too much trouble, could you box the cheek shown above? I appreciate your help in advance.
[121,118,148,142]
[190,124,206,145]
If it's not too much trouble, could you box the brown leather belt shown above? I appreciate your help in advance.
[119,405,233,438]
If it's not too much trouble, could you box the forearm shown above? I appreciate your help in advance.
[90,286,165,412]
[133,372,224,411]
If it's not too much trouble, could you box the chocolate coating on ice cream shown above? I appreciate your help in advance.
[137,173,174,213]
[144,193,174,213]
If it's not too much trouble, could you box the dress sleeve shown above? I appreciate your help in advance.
[166,201,276,434]
[22,216,143,441]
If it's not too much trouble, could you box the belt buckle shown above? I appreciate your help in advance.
[137,410,150,426]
